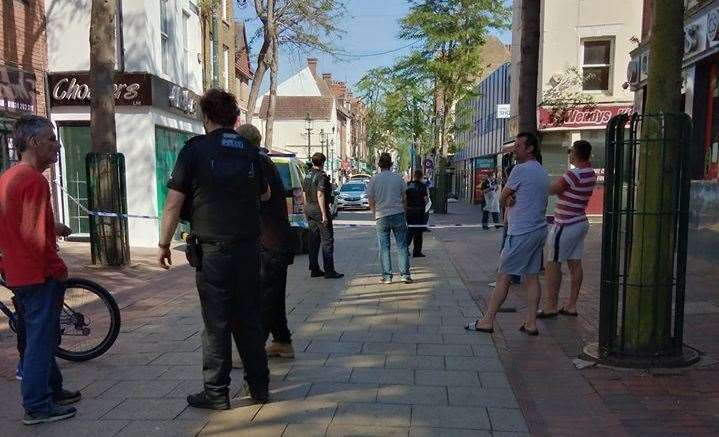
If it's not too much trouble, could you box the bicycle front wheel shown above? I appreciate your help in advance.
[56,278,121,362]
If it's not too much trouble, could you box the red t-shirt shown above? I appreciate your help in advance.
[0,164,67,287]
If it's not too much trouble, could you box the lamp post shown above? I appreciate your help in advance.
[319,128,327,159]
[304,113,313,161]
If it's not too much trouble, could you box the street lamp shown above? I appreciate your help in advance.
[319,128,327,158]
[304,113,313,160]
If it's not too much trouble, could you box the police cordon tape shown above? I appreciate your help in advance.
[54,181,602,227]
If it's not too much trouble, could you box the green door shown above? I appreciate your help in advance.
[155,126,194,237]
[59,124,92,234]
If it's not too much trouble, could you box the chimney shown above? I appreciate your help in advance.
[322,73,332,83]
[307,58,318,75]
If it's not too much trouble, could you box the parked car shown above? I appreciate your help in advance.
[269,153,309,254]
[349,173,371,182]
[336,181,369,210]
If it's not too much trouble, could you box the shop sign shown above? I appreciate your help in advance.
[423,157,434,170]
[0,65,36,114]
[48,72,152,106]
[538,105,633,130]
[496,104,510,119]
[152,76,200,119]
[473,156,495,169]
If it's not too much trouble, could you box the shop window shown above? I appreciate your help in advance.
[582,40,612,91]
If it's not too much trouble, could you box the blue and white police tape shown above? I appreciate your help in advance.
[332,221,498,229]
[54,180,160,220]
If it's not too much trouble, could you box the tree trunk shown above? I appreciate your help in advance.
[624,0,685,353]
[90,0,117,154]
[518,0,540,134]
[89,0,128,266]
[245,38,270,123]
[264,38,278,148]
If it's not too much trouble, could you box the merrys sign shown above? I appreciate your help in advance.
[48,73,152,106]
[538,105,633,130]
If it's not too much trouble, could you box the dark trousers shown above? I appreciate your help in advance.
[482,211,501,229]
[12,280,64,414]
[260,248,292,344]
[308,216,336,273]
[196,240,269,395]
[407,211,425,256]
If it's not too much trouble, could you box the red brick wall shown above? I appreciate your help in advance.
[0,0,48,116]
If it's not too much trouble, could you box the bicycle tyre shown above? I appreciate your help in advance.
[55,278,121,362]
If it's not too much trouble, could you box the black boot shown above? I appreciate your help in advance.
[187,391,230,410]
[247,384,270,404]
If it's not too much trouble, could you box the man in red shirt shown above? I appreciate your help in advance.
[0,115,80,425]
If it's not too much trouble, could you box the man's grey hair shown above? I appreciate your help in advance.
[13,115,54,154]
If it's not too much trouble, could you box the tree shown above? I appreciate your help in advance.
[624,0,685,352]
[246,0,344,149]
[540,67,597,127]
[516,0,540,135]
[397,0,510,156]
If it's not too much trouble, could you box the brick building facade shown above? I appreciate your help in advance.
[0,0,49,169]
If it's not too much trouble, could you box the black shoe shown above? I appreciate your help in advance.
[413,253,426,258]
[23,406,76,425]
[187,391,230,410]
[324,272,344,279]
[310,270,325,278]
[53,389,82,406]
[248,385,270,404]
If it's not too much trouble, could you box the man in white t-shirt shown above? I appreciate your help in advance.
[467,132,549,336]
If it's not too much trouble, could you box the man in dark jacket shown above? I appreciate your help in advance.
[237,124,295,359]
[406,169,428,257]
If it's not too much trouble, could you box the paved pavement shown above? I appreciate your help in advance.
[0,211,529,436]
[435,202,719,437]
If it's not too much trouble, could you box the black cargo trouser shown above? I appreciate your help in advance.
[308,216,336,273]
[196,240,269,395]
[407,210,426,256]
[260,248,292,344]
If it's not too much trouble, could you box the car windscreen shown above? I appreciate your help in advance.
[340,184,365,192]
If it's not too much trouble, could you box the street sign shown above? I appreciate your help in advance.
[497,104,510,119]
[423,158,434,170]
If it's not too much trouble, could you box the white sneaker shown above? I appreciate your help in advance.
[380,277,392,284]
[401,276,413,284]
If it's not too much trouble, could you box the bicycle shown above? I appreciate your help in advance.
[0,273,121,362]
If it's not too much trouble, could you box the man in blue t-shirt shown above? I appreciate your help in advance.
[466,132,549,336]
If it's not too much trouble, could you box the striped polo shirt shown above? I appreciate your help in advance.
[554,162,597,225]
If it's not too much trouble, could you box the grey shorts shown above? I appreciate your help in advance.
[498,227,548,276]
[546,221,590,263]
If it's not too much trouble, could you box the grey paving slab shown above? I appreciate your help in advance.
[411,405,492,430]
[487,407,530,432]
[157,365,204,380]
[442,333,494,345]
[408,427,492,437]
[286,366,352,383]
[150,352,202,366]
[326,424,410,437]
[362,342,418,355]
[100,380,182,399]
[101,398,189,420]
[479,372,512,388]
[349,367,415,385]
[200,421,286,436]
[447,387,520,409]
[115,420,208,437]
[33,420,130,437]
[377,385,448,405]
[306,382,379,403]
[325,353,386,368]
[253,400,337,425]
[385,355,445,370]
[417,343,474,357]
[445,356,505,372]
[333,402,412,427]
[307,340,364,354]
[282,423,329,437]
[415,370,481,387]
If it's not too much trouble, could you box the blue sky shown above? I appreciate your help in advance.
[236,0,511,93]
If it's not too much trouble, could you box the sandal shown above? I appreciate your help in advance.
[536,310,558,319]
[559,307,579,317]
[465,321,494,333]
[519,324,539,336]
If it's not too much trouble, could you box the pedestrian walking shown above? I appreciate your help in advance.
[482,174,501,229]
[538,140,597,318]
[237,124,295,359]
[406,169,429,257]
[0,115,81,425]
[303,153,343,279]
[367,152,412,284]
[467,132,549,335]
[157,89,270,409]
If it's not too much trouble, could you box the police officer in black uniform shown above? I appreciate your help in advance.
[406,169,429,257]
[304,153,343,279]
[157,89,270,409]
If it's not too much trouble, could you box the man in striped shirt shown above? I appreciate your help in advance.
[539,140,597,318]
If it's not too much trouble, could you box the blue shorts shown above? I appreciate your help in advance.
[498,227,548,276]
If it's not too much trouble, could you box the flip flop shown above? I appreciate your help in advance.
[559,307,579,317]
[536,310,558,319]
[465,321,494,333]
[519,324,539,336]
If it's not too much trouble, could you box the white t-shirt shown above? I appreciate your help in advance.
[367,170,406,219]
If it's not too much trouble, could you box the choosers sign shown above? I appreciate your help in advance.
[538,105,633,130]
[48,73,152,107]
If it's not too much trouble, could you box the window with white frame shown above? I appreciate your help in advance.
[160,0,170,74]
[223,45,230,90]
[182,11,190,87]
[582,39,612,91]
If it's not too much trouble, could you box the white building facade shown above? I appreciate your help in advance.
[45,0,204,247]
